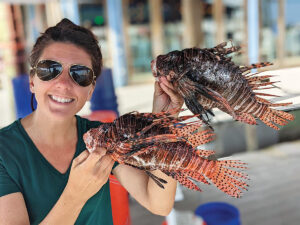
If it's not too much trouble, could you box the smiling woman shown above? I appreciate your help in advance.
[0,18,183,225]
[30,42,95,120]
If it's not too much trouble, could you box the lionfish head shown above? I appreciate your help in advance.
[151,50,184,80]
[83,124,110,153]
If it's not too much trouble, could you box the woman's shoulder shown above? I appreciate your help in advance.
[0,120,25,157]
[0,120,21,139]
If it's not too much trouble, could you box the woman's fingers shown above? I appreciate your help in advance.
[87,148,106,162]
[160,82,183,105]
[73,150,89,167]
[94,155,114,174]
[159,76,175,91]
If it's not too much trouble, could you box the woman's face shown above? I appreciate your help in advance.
[30,42,95,120]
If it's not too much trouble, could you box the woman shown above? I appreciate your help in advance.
[0,19,183,224]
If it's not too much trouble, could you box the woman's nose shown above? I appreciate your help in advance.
[55,69,74,87]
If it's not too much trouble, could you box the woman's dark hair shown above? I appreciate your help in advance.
[30,18,102,111]
[30,18,102,78]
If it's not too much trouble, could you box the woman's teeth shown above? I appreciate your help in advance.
[50,95,73,103]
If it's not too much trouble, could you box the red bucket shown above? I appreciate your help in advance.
[110,175,131,225]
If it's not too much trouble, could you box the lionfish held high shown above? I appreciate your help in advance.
[151,42,294,130]
[84,109,249,198]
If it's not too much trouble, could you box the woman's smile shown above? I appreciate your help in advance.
[49,94,75,104]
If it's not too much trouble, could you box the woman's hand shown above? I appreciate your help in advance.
[65,148,114,204]
[152,76,184,114]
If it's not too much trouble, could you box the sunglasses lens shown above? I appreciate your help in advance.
[70,65,94,87]
[36,60,62,81]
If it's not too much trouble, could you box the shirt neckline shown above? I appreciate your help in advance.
[16,115,82,178]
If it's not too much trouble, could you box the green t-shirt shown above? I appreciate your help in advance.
[0,115,116,225]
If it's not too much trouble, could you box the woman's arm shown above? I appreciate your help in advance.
[113,77,184,216]
[0,193,30,225]
[113,165,176,216]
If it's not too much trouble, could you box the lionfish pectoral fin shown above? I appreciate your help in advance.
[136,121,161,137]
[202,86,237,119]
[123,145,157,158]
[188,129,216,147]
[194,149,216,158]
[124,134,183,158]
[146,171,167,189]
[206,109,215,117]
[235,113,257,125]
[259,107,294,130]
[184,97,212,127]
[193,83,218,102]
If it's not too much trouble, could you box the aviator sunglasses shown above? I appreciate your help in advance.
[32,59,96,87]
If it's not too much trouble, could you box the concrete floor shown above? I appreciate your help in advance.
[129,140,300,225]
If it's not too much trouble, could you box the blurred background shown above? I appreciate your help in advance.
[1,0,300,225]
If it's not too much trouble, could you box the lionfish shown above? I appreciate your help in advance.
[84,109,248,198]
[151,42,294,130]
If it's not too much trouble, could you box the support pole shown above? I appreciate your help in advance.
[213,0,225,44]
[277,0,285,66]
[182,0,203,48]
[45,0,63,27]
[245,0,259,151]
[149,0,164,57]
[106,0,128,87]
[247,0,259,65]
[60,0,80,25]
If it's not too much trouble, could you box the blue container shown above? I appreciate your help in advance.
[90,68,119,116]
[195,202,240,225]
[12,75,37,119]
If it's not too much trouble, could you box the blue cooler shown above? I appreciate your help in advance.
[12,75,37,118]
[195,202,240,225]
[90,68,119,116]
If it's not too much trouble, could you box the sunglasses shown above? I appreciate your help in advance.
[33,59,96,87]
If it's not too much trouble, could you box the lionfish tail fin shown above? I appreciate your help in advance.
[259,107,294,130]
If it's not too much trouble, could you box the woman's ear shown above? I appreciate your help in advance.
[29,76,35,93]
